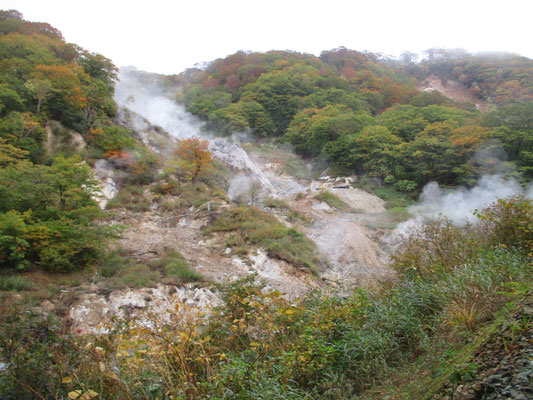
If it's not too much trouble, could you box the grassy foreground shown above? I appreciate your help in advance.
[0,198,531,399]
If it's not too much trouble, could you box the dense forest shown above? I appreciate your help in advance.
[0,10,158,272]
[0,10,532,400]
[176,47,532,190]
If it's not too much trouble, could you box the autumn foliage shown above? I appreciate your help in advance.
[174,137,213,182]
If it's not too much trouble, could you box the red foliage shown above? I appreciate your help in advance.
[104,150,134,169]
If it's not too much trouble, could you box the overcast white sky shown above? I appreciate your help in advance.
[3,0,532,75]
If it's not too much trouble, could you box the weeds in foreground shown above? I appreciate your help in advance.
[0,198,531,399]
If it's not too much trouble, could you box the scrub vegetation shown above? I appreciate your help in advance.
[0,9,532,400]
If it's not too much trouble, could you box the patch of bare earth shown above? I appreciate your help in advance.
[419,75,487,112]
[112,205,318,297]
[287,180,393,293]
[255,154,395,294]
[67,133,396,333]
[68,284,222,335]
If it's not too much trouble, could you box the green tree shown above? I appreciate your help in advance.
[0,156,114,271]
[283,105,373,157]
[24,78,52,113]
[351,125,402,177]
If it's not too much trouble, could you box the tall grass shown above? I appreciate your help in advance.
[0,198,531,399]
[0,275,33,291]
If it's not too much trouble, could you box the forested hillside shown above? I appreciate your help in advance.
[0,10,159,272]
[415,48,533,105]
[178,48,533,190]
[0,10,532,400]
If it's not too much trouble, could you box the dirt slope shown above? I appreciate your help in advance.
[419,74,487,112]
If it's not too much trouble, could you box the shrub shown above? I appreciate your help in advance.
[262,197,310,224]
[394,197,533,278]
[393,219,482,277]
[287,210,311,225]
[314,190,352,211]
[114,263,161,288]
[158,199,185,212]
[476,196,533,254]
[0,156,117,272]
[90,126,135,153]
[97,250,162,288]
[263,197,289,209]
[205,206,321,274]
[0,274,33,291]
[106,186,150,212]
[155,182,224,210]
[152,180,180,196]
[294,192,305,200]
[152,250,202,283]
[98,249,130,278]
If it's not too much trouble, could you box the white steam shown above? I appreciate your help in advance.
[115,68,206,140]
[93,159,118,208]
[114,68,278,197]
[528,184,533,199]
[389,174,533,243]
[208,139,274,190]
[409,175,527,225]
[227,173,264,202]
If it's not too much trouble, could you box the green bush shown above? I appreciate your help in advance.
[106,186,151,212]
[113,263,161,288]
[91,126,135,153]
[0,156,116,272]
[205,206,321,274]
[263,197,289,209]
[394,198,533,278]
[98,249,129,278]
[152,250,202,283]
[314,190,352,211]
[476,197,533,254]
[0,274,32,291]
[98,250,162,288]
[158,199,185,212]
[288,209,311,225]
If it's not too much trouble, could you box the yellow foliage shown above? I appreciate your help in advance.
[174,137,213,182]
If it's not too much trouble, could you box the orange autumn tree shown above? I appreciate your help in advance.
[174,137,213,182]
[31,64,86,115]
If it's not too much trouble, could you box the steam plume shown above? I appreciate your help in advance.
[115,68,206,140]
[409,175,527,225]
[389,175,532,243]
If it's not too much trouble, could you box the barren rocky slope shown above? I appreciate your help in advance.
[66,75,398,334]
